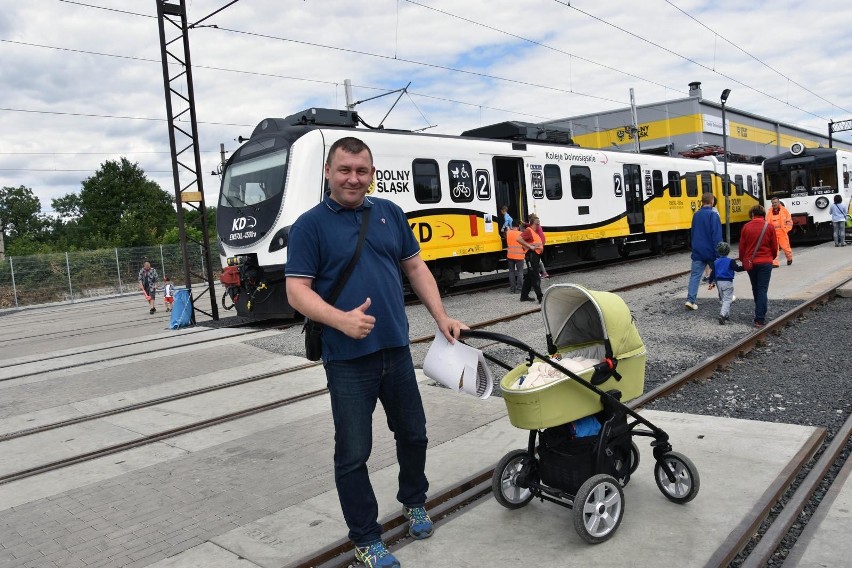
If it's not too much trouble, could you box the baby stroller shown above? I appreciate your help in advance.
[460,284,699,544]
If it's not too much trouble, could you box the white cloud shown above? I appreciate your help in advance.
[1,0,851,213]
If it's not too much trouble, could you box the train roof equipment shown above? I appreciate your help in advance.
[461,121,576,146]
[249,108,360,138]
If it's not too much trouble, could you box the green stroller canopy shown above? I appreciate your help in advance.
[541,283,644,358]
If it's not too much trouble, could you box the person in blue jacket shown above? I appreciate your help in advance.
[685,192,723,310]
[707,241,742,325]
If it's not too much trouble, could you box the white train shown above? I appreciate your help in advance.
[762,143,852,241]
[217,108,763,319]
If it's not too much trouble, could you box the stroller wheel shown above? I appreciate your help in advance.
[629,441,641,475]
[654,451,700,504]
[572,474,624,544]
[613,440,641,487]
[492,449,534,509]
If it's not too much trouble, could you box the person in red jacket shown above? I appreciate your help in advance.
[738,205,778,328]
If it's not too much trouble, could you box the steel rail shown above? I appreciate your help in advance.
[0,387,329,486]
[0,325,268,381]
[737,413,852,568]
[0,362,318,441]
[288,281,849,568]
[5,271,843,568]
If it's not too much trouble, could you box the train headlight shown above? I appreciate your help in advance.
[815,196,830,209]
[268,225,291,253]
[227,255,249,266]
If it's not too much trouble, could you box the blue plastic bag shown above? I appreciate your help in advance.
[572,415,602,438]
[169,288,193,329]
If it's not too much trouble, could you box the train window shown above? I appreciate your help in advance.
[448,160,474,202]
[570,166,593,199]
[413,159,441,204]
[544,164,563,200]
[745,176,753,196]
[220,148,288,208]
[701,175,711,195]
[757,173,764,199]
[685,172,698,197]
[791,168,807,191]
[734,175,744,196]
[844,164,849,188]
[812,163,838,190]
[652,170,664,197]
[668,171,681,197]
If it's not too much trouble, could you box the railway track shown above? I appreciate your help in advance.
[286,283,850,568]
[0,324,281,382]
[1,261,847,566]
[0,265,692,447]
[0,253,668,379]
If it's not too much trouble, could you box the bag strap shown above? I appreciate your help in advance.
[750,221,769,262]
[324,206,372,306]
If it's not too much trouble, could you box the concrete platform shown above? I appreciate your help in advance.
[149,410,821,568]
[2,241,852,568]
[784,453,852,568]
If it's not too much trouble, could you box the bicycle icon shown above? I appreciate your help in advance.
[452,182,472,199]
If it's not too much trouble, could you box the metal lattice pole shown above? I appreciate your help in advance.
[155,0,218,322]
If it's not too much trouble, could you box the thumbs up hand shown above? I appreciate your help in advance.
[341,297,377,339]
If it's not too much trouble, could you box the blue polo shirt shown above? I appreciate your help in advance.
[285,195,420,362]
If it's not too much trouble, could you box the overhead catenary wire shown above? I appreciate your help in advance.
[552,0,852,120]
[44,0,851,126]
[662,0,842,111]
[23,3,851,139]
[5,0,851,192]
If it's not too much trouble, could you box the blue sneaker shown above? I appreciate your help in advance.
[402,505,434,539]
[354,541,399,568]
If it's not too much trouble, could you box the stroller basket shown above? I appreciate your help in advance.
[500,284,646,429]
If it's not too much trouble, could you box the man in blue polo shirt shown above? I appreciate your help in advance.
[285,136,466,568]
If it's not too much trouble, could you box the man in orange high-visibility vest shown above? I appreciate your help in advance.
[766,197,793,266]
[517,214,544,303]
[505,220,525,294]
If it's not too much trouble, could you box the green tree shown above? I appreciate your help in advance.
[161,225,203,244]
[183,206,217,242]
[52,158,175,248]
[0,185,45,241]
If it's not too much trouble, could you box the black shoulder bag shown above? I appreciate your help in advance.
[303,207,371,361]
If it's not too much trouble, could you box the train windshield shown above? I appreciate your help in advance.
[765,155,838,198]
[220,148,288,208]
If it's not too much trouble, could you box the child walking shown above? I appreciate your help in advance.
[707,241,742,325]
[163,277,175,312]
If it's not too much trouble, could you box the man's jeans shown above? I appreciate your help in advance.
[687,258,713,304]
[324,346,428,546]
[747,263,773,324]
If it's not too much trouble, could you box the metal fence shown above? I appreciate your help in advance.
[0,244,215,310]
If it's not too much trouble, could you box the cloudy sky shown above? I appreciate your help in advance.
[2,0,851,214]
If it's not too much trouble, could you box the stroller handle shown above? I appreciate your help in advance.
[459,329,532,352]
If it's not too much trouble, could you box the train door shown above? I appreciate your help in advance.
[493,157,526,226]
[623,164,645,233]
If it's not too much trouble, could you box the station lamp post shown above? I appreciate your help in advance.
[721,89,732,243]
